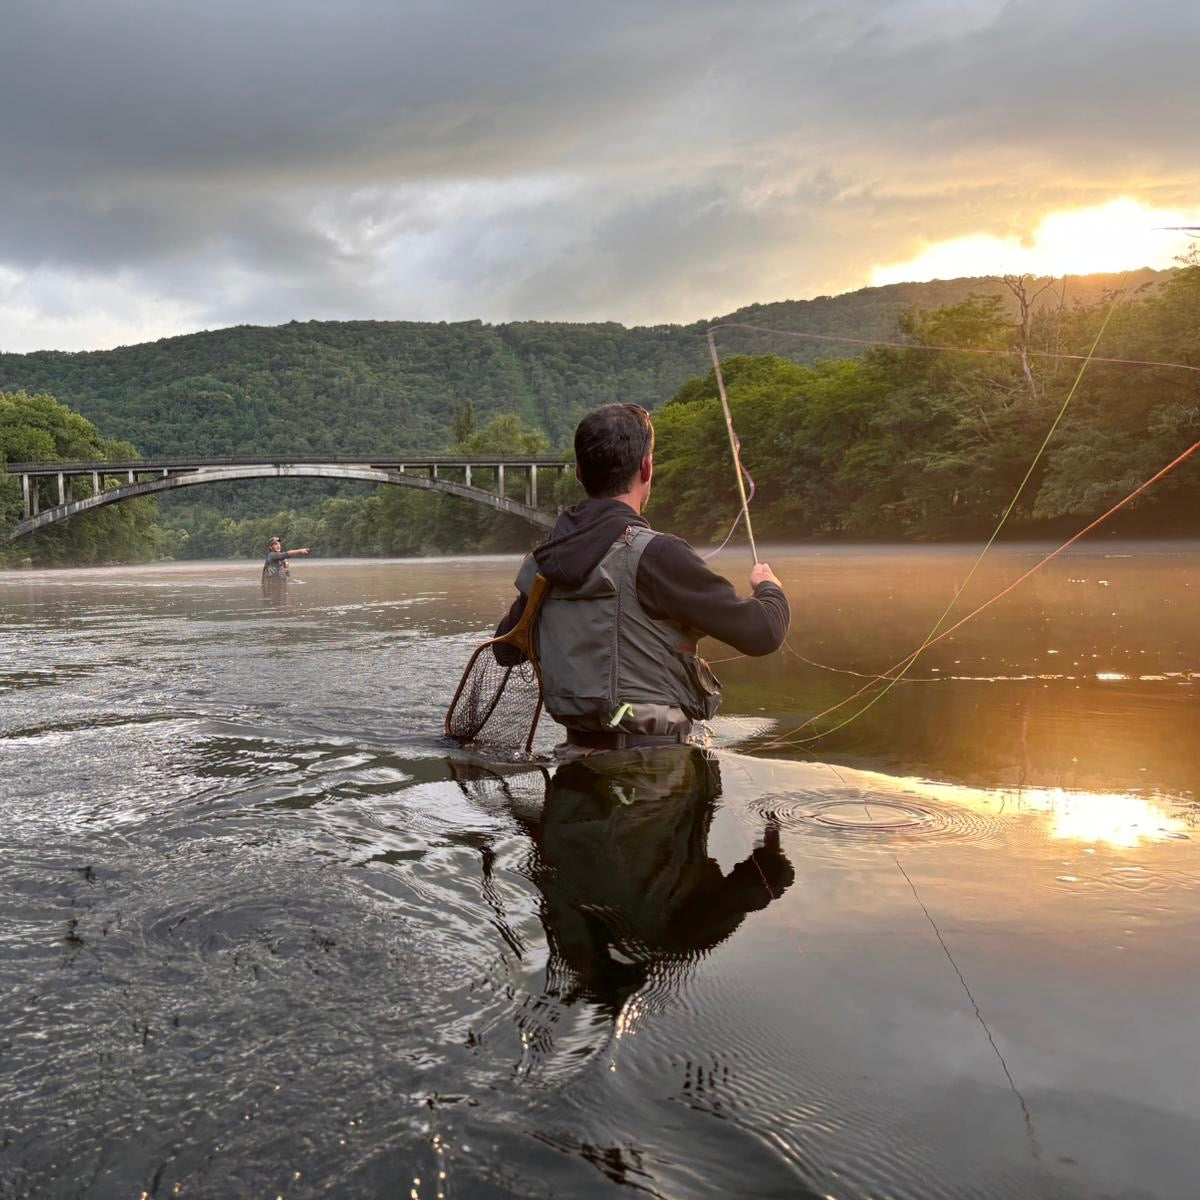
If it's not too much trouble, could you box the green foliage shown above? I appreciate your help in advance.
[1034,255,1200,522]
[897,292,1011,350]
[648,264,1200,543]
[451,399,477,446]
[163,412,554,559]
[457,412,549,457]
[0,390,169,565]
[1,274,1160,471]
[3,265,1195,559]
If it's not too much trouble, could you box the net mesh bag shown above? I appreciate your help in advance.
[445,575,549,753]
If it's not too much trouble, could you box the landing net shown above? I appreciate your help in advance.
[444,574,549,754]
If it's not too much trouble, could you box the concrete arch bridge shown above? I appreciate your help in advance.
[5,454,570,540]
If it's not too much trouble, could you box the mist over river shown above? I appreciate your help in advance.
[2,544,1198,1199]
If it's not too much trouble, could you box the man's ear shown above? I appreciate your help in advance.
[575,465,583,483]
[640,455,653,482]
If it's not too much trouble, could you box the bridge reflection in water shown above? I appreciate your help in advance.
[4,453,570,539]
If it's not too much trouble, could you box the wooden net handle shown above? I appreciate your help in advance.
[503,573,549,645]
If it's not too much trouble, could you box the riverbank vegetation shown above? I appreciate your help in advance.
[2,263,1196,564]
[0,390,167,565]
[0,272,1155,462]
[184,262,1197,555]
[652,262,1200,541]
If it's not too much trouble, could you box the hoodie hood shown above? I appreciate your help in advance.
[533,498,648,587]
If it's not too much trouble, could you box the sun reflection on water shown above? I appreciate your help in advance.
[1024,787,1188,848]
[916,777,1190,848]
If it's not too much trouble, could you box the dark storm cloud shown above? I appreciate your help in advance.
[0,0,718,186]
[0,0,1196,349]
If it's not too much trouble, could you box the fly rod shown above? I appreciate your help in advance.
[706,329,759,563]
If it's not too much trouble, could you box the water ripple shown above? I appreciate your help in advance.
[751,787,1010,847]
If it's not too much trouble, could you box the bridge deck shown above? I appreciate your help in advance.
[5,454,569,539]
[7,453,570,476]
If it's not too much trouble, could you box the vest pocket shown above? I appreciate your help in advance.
[678,652,721,720]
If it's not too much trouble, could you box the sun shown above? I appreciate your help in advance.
[871,197,1200,285]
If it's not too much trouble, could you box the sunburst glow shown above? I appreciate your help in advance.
[871,197,1200,285]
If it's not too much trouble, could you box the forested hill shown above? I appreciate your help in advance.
[0,269,1164,457]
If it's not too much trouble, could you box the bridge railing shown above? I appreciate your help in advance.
[6,453,570,475]
[4,454,574,528]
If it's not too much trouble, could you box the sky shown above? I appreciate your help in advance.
[2,0,1198,353]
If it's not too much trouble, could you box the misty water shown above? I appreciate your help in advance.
[2,544,1198,1199]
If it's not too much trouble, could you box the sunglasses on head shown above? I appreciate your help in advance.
[622,404,653,456]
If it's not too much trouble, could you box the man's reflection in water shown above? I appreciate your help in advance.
[534,748,794,1013]
[260,576,289,608]
[458,747,794,1017]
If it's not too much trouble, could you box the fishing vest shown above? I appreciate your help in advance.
[516,526,721,738]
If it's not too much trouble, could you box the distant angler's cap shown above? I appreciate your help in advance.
[268,536,281,548]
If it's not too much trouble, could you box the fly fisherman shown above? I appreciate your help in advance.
[494,403,789,753]
[262,536,310,581]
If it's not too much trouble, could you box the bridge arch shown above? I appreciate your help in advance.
[9,462,559,540]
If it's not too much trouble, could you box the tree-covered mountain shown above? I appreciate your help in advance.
[4,264,1193,566]
[0,270,1164,458]
[141,260,1199,563]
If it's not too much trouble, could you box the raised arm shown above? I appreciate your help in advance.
[637,535,789,655]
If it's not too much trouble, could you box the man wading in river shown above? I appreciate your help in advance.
[495,403,789,753]
[262,536,310,582]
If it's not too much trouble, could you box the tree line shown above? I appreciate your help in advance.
[0,390,171,565]
[0,272,1152,468]
[647,264,1199,542]
[2,262,1196,565]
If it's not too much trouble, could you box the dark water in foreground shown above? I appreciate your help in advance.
[2,545,1198,1199]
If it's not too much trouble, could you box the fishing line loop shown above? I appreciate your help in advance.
[764,274,1131,746]
[758,431,1200,750]
[701,275,1200,750]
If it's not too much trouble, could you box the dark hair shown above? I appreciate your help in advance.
[573,404,654,497]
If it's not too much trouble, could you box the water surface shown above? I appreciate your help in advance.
[2,545,1197,1199]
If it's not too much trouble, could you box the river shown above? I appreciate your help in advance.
[2,543,1197,1199]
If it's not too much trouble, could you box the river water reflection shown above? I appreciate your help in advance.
[1,544,1197,1199]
